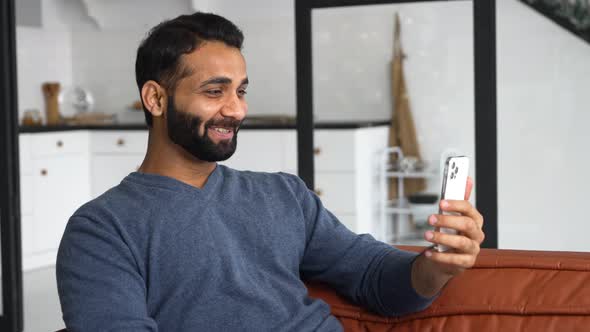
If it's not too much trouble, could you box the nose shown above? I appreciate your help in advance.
[220,93,247,121]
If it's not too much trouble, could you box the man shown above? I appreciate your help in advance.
[57,12,484,331]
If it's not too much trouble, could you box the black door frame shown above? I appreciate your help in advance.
[295,0,498,248]
[0,0,24,331]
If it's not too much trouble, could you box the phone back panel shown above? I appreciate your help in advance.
[442,156,470,201]
[435,156,470,252]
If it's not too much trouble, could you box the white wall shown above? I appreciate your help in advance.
[225,15,297,117]
[70,28,146,114]
[496,0,590,251]
[16,0,192,120]
[70,0,192,114]
[16,0,73,122]
[16,27,72,121]
[183,0,298,117]
[16,0,300,120]
[16,0,42,27]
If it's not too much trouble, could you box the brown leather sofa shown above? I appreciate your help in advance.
[307,246,590,331]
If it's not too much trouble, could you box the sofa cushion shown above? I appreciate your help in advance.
[306,246,590,331]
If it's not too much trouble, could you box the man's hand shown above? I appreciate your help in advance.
[411,177,485,297]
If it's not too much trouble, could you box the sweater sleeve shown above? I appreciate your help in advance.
[56,215,158,332]
[284,173,436,316]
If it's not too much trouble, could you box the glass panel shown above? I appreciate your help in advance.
[497,0,590,251]
[312,2,475,245]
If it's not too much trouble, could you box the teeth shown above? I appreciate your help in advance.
[213,127,230,134]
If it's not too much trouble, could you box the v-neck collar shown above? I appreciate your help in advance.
[125,164,222,196]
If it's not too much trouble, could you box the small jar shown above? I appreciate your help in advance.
[22,109,43,126]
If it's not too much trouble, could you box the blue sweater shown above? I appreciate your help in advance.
[57,165,434,331]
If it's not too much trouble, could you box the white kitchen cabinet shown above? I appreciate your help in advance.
[19,135,34,259]
[285,126,389,235]
[32,155,90,252]
[351,126,390,235]
[90,131,148,154]
[20,170,34,216]
[19,132,33,174]
[31,131,89,157]
[90,131,148,198]
[313,130,356,172]
[314,172,356,214]
[19,132,91,271]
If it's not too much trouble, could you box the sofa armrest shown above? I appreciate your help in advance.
[306,246,590,332]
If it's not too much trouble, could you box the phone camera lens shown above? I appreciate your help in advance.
[452,162,455,169]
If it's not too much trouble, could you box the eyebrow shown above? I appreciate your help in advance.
[199,77,249,88]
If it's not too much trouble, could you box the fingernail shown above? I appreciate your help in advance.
[425,250,432,257]
[441,200,449,208]
[425,231,434,240]
[429,215,438,225]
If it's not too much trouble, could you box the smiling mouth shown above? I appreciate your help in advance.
[208,126,235,140]
[213,127,231,133]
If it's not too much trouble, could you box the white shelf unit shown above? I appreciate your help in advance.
[377,147,437,245]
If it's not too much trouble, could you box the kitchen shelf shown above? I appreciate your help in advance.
[377,147,439,244]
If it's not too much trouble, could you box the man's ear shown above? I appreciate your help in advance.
[141,80,167,118]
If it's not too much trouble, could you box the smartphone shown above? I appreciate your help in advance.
[434,156,470,252]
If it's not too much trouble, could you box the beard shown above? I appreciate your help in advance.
[166,97,241,162]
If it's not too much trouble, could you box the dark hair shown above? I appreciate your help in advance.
[135,12,244,127]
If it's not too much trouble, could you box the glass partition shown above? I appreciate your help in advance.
[312,1,475,245]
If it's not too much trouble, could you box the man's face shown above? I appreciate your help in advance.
[166,41,248,162]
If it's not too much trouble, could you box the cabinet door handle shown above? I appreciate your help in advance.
[314,188,323,196]
[313,147,321,155]
[117,138,125,146]
[56,140,63,148]
[40,169,48,176]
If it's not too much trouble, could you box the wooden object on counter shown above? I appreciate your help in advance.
[42,82,61,125]
[130,100,143,110]
[21,109,43,126]
[388,14,426,200]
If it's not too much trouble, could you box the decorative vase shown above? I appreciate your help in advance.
[42,82,61,125]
